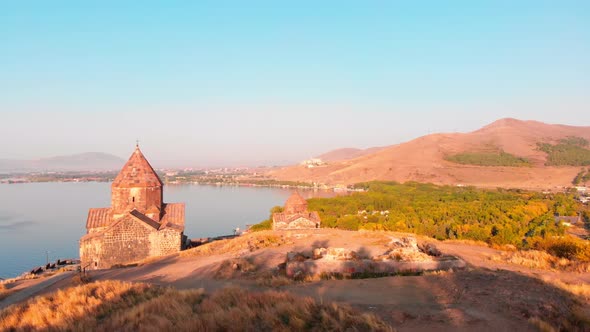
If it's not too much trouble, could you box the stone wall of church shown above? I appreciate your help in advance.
[81,219,183,270]
[80,236,103,270]
[111,186,162,217]
[274,217,319,230]
[81,217,150,269]
[149,228,183,256]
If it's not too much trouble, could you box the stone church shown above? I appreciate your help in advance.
[272,192,321,230]
[80,145,186,270]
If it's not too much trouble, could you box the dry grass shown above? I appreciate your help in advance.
[490,250,590,273]
[0,283,12,301]
[0,280,160,331]
[71,273,92,285]
[528,317,558,332]
[423,269,455,276]
[214,258,257,279]
[543,277,590,302]
[181,231,292,257]
[354,231,392,245]
[0,280,394,332]
[255,275,294,288]
[443,239,490,248]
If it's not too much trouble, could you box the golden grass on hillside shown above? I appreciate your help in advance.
[0,280,160,331]
[490,250,590,273]
[529,236,590,262]
[0,280,393,332]
[543,277,590,302]
[442,239,491,248]
[181,231,292,257]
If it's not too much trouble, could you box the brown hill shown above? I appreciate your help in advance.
[268,118,590,189]
[315,146,386,162]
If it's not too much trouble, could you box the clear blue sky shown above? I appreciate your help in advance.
[1,1,588,167]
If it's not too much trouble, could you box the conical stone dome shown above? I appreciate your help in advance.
[112,146,163,188]
[284,192,308,214]
[111,145,163,219]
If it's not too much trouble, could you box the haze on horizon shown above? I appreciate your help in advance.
[1,1,588,168]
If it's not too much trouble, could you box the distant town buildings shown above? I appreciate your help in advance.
[272,192,321,230]
[554,215,582,227]
[80,145,186,270]
[301,158,325,168]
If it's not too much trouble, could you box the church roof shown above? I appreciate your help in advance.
[130,209,162,229]
[112,146,163,188]
[84,203,185,234]
[86,208,112,229]
[273,211,321,224]
[285,192,307,208]
[160,203,185,231]
[284,192,308,214]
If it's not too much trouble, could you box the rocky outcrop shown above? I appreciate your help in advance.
[285,237,465,278]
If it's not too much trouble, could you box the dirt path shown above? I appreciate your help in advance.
[0,272,73,310]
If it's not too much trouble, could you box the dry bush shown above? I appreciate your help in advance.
[0,280,162,331]
[214,258,257,279]
[111,287,393,332]
[256,275,294,288]
[423,269,455,276]
[0,281,394,332]
[182,231,291,257]
[528,236,590,262]
[443,239,490,247]
[491,250,590,272]
[544,278,590,301]
[71,273,92,285]
[490,243,518,251]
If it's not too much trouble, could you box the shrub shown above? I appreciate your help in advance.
[538,137,590,166]
[307,181,581,250]
[528,236,590,262]
[445,151,530,167]
[250,219,272,231]
[250,206,284,231]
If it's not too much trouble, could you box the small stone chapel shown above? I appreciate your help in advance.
[272,192,321,230]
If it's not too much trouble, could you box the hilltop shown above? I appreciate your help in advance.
[268,118,590,189]
[316,146,386,162]
[0,152,125,173]
[2,229,589,331]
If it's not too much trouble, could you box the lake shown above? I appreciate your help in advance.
[0,182,333,279]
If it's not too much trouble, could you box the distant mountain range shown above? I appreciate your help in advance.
[269,118,590,190]
[0,152,125,173]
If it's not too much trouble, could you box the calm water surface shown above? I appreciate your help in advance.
[0,182,332,279]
